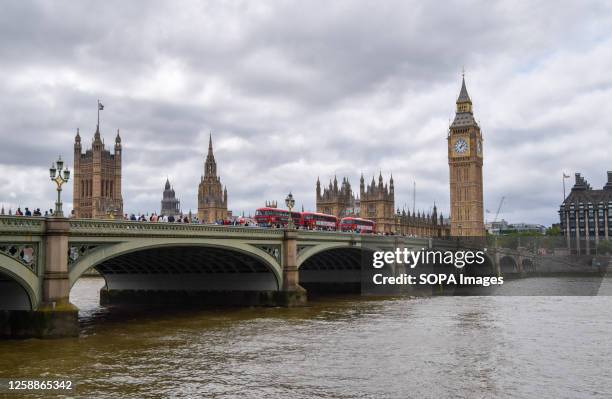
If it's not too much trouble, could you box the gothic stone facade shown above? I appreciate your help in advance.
[395,207,448,237]
[448,76,485,237]
[316,176,358,218]
[197,135,228,223]
[160,178,181,217]
[559,172,612,255]
[73,126,123,219]
[316,173,448,236]
[359,173,396,233]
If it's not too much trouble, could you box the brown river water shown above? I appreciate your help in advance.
[1,277,611,398]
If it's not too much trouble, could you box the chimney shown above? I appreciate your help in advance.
[572,173,592,191]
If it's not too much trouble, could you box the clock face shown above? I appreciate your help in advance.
[477,139,482,156]
[454,138,468,154]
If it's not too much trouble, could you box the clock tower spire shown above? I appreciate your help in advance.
[448,73,485,237]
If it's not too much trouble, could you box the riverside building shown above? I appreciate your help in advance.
[559,172,612,254]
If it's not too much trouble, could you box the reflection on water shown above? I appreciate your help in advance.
[1,277,611,398]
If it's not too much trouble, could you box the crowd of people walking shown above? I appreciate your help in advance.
[2,207,261,228]
[1,207,414,236]
[1,207,55,217]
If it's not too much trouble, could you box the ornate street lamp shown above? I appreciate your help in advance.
[285,192,296,229]
[49,156,70,217]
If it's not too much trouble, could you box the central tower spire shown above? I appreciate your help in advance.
[204,132,217,177]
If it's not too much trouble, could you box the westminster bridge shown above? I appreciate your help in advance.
[0,215,534,338]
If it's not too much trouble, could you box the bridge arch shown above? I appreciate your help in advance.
[500,255,518,274]
[0,253,39,310]
[69,240,283,292]
[460,252,497,277]
[522,258,535,272]
[484,253,496,274]
[297,243,380,269]
[297,244,379,294]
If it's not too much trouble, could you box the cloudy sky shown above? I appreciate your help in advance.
[1,1,611,225]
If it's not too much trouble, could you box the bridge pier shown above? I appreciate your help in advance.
[1,218,78,339]
[517,247,526,275]
[494,250,502,277]
[279,230,307,306]
[40,218,78,337]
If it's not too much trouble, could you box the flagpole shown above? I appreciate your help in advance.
[562,173,566,202]
[97,99,100,128]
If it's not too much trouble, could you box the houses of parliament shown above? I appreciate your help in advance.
[71,75,485,237]
[316,173,447,236]
[316,75,485,236]
[316,173,450,237]
[72,127,228,223]
[72,125,123,219]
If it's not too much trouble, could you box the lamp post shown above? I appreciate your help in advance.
[49,156,70,217]
[285,192,296,230]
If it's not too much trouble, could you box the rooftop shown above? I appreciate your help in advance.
[562,172,612,205]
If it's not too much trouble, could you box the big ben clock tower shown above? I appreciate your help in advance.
[448,74,485,236]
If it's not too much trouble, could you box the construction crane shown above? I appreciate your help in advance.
[493,196,505,223]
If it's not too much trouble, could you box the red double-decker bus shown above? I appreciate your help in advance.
[255,207,301,227]
[300,212,338,230]
[339,217,376,233]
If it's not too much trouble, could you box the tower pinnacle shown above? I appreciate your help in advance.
[457,74,471,104]
[452,72,476,126]
[204,133,217,177]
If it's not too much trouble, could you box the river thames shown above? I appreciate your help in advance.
[1,277,611,398]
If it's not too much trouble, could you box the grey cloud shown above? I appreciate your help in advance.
[1,0,612,225]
